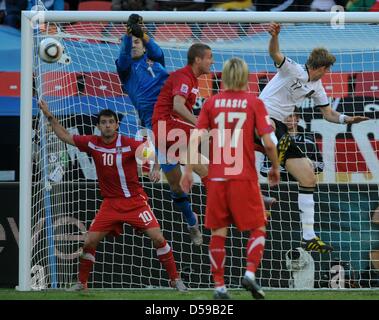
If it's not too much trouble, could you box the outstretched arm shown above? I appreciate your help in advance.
[320,105,369,124]
[268,22,285,66]
[38,100,75,146]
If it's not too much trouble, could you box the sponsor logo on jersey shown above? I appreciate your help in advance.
[191,87,199,94]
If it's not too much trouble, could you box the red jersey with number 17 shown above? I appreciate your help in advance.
[152,65,199,123]
[73,134,146,199]
[196,90,273,181]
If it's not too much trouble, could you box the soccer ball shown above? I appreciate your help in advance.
[39,38,63,63]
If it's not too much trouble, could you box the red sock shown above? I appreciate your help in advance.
[246,229,266,273]
[209,235,226,288]
[79,247,96,285]
[156,240,179,281]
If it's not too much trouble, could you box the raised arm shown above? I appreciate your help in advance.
[268,22,285,66]
[173,95,198,125]
[115,35,133,74]
[145,37,165,66]
[320,105,369,124]
[38,100,75,146]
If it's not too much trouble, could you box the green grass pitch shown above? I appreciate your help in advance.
[0,288,378,300]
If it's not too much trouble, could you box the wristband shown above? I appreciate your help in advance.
[339,114,347,124]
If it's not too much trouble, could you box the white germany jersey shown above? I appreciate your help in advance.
[259,57,329,122]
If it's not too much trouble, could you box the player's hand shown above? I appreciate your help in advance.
[180,169,194,193]
[345,116,370,124]
[268,22,281,37]
[126,23,144,38]
[38,99,50,116]
[126,13,146,37]
[149,164,161,183]
[127,13,143,25]
[268,167,280,187]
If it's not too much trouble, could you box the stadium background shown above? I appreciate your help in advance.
[0,13,379,289]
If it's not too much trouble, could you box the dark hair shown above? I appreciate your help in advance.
[97,109,119,124]
[187,43,211,65]
[293,106,301,116]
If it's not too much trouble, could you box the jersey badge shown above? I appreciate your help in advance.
[180,83,189,94]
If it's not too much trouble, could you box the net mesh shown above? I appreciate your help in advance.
[30,19,379,290]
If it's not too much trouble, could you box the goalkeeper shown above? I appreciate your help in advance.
[116,14,168,182]
[116,14,208,247]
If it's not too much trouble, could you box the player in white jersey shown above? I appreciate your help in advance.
[260,22,369,253]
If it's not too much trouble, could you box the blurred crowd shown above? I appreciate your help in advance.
[1,0,379,29]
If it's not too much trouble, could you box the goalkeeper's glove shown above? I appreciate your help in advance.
[127,13,143,25]
[126,23,144,38]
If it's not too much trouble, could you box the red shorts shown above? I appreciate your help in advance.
[89,195,160,236]
[153,117,195,151]
[205,180,266,231]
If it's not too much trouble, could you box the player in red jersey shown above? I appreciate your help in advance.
[38,100,187,292]
[181,58,280,300]
[151,43,214,246]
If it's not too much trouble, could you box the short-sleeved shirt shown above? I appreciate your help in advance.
[152,65,199,124]
[196,90,273,180]
[73,134,145,199]
[259,57,329,122]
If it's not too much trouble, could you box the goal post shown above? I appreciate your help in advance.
[19,10,379,291]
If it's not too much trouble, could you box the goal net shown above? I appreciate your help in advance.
[20,10,379,290]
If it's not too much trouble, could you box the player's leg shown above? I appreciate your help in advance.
[242,225,266,300]
[120,196,187,291]
[163,164,203,245]
[285,157,333,253]
[228,180,267,299]
[68,198,123,291]
[205,181,232,299]
[144,227,187,292]
[67,230,108,291]
[210,227,231,300]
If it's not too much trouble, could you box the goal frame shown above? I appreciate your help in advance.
[19,10,379,291]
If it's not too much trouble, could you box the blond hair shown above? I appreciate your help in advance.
[306,48,336,69]
[221,57,249,91]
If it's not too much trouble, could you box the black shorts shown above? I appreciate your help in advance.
[272,118,305,164]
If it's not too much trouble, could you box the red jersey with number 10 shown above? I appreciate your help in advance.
[152,65,199,123]
[196,90,273,181]
[73,134,146,199]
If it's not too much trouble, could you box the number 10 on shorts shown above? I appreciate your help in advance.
[139,210,153,224]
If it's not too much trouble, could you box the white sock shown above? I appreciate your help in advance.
[215,285,227,293]
[298,192,316,240]
[244,270,256,281]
